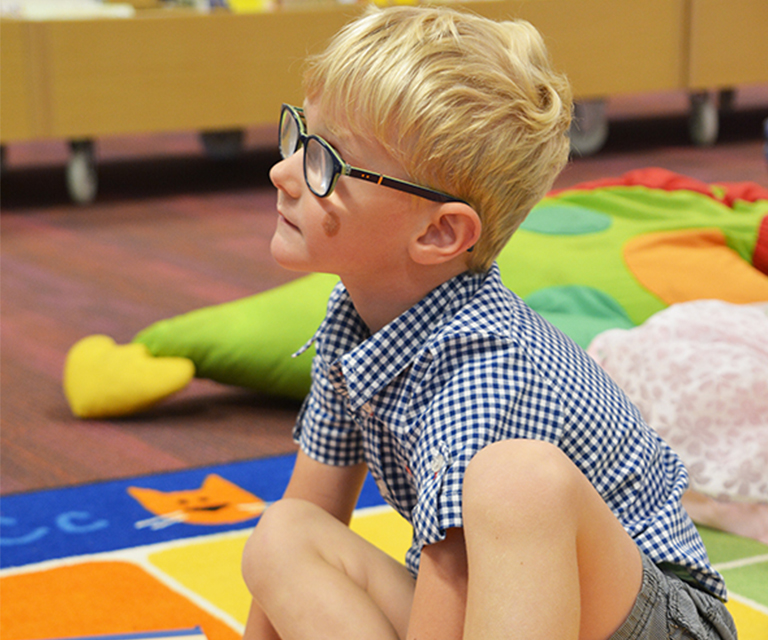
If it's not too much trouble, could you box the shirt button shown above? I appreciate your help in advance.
[361,402,373,414]
[430,453,445,474]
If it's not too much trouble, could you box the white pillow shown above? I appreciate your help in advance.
[588,300,768,504]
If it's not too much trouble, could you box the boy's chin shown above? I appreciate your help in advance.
[270,239,312,274]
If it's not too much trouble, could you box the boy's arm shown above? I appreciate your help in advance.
[407,527,468,640]
[283,449,369,524]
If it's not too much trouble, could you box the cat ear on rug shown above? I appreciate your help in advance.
[128,474,267,530]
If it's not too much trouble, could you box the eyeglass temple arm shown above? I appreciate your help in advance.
[344,166,461,203]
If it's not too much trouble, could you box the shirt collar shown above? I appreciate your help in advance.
[299,268,491,410]
[293,281,369,361]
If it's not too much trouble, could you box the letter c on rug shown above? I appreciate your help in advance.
[56,511,109,534]
[0,516,49,546]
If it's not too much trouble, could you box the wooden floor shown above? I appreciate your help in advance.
[2,89,767,495]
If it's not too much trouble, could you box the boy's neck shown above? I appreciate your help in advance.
[341,260,469,334]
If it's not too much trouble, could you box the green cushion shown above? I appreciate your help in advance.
[134,273,339,401]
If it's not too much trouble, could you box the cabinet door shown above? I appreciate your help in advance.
[689,0,768,89]
[1,20,46,142]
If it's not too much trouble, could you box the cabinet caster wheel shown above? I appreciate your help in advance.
[569,99,608,156]
[718,88,736,113]
[689,92,718,147]
[200,129,245,160]
[764,117,768,165]
[67,140,98,204]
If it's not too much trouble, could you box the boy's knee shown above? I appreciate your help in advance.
[242,498,316,595]
[463,439,579,523]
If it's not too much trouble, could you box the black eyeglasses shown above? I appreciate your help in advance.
[279,104,463,203]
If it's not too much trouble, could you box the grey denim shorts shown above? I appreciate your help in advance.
[609,552,737,640]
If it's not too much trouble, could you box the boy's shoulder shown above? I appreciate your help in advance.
[427,265,623,401]
[430,263,563,352]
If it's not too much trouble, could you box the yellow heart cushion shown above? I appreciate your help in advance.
[64,335,195,419]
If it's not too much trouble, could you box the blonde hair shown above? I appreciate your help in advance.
[303,5,572,272]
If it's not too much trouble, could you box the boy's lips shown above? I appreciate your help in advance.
[278,212,300,231]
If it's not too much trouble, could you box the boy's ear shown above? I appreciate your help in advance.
[410,203,482,265]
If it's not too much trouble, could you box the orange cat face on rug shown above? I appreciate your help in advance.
[128,474,266,530]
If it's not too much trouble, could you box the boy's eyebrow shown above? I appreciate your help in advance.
[301,103,405,178]
[316,127,360,167]
[301,109,346,157]
[317,129,345,154]
[301,102,369,166]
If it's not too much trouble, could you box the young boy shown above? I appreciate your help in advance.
[242,6,736,639]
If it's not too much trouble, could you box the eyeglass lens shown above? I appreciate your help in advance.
[279,110,300,159]
[305,138,335,196]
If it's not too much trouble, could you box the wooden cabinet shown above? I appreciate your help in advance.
[1,1,764,199]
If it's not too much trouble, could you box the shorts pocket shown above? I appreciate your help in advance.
[667,580,737,640]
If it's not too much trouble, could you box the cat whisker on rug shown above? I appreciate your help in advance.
[134,510,187,530]
[237,501,270,515]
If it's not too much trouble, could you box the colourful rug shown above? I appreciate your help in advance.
[1,455,766,639]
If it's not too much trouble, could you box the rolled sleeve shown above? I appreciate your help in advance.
[294,358,365,467]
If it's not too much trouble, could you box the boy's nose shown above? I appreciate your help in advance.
[269,150,303,199]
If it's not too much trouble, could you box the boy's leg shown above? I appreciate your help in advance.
[242,498,416,640]
[461,439,643,640]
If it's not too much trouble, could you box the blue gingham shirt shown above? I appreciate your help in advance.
[293,264,727,600]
